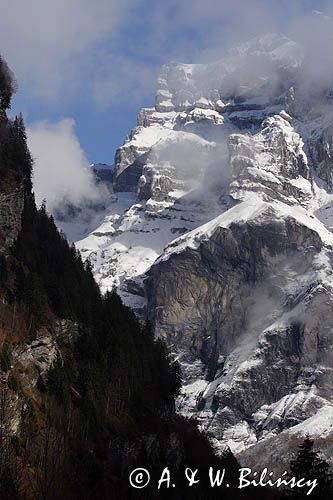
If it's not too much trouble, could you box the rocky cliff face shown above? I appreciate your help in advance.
[0,185,25,253]
[76,33,333,466]
[0,115,25,254]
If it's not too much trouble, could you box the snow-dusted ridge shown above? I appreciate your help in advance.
[76,33,333,467]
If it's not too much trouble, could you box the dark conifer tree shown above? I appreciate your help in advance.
[0,55,17,110]
[289,436,332,499]
[0,52,287,500]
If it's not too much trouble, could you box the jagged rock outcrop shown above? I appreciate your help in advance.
[0,185,25,253]
[0,110,25,253]
[147,208,323,362]
[77,32,333,466]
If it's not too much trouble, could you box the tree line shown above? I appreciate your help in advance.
[0,53,331,500]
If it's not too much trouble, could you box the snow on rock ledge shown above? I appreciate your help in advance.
[77,32,333,467]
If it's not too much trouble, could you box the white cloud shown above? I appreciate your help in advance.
[27,118,104,211]
[0,0,332,110]
[0,0,130,100]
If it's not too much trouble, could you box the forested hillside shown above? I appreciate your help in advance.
[0,54,290,500]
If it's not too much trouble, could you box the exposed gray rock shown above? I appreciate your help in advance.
[77,33,333,466]
[12,331,59,388]
[0,184,24,253]
[307,123,333,190]
[147,214,322,369]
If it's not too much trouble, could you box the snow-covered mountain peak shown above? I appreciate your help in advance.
[76,33,333,468]
[155,33,303,115]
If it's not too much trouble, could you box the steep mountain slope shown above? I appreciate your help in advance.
[77,33,333,467]
[1,56,264,500]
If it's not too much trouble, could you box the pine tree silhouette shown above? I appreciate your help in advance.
[289,436,332,499]
[0,55,17,110]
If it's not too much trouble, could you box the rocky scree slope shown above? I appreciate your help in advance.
[77,33,333,468]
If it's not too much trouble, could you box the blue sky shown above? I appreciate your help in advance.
[0,0,330,167]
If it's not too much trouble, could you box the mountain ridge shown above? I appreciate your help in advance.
[76,32,333,468]
[0,54,255,500]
